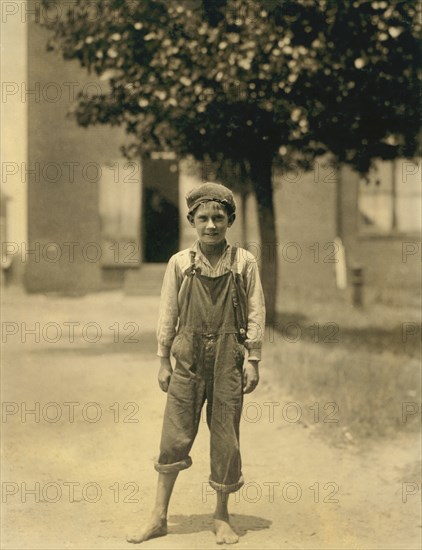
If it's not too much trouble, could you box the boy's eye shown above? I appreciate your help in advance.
[197,216,224,222]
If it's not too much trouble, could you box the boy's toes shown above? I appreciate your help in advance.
[226,532,239,544]
[214,519,239,545]
[220,533,239,545]
[126,518,167,544]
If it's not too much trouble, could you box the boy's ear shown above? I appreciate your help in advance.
[228,213,236,227]
[187,213,195,226]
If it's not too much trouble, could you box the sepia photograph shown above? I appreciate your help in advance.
[1,1,421,548]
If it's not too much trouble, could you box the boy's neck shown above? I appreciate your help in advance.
[199,239,227,257]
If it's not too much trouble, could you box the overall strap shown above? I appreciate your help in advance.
[184,250,200,277]
[229,246,238,269]
[229,246,247,342]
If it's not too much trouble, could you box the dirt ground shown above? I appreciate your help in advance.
[1,289,421,549]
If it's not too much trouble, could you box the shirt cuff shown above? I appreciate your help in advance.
[247,348,261,362]
[157,344,171,358]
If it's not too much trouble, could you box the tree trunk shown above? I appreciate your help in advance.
[249,155,278,326]
[240,188,248,246]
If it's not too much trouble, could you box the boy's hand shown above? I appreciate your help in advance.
[158,358,173,392]
[243,361,259,394]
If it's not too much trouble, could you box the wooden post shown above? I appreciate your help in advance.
[351,266,364,307]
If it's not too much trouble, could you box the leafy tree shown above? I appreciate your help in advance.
[42,0,420,322]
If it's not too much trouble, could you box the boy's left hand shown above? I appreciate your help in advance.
[243,361,259,393]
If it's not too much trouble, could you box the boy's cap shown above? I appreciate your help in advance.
[186,183,236,214]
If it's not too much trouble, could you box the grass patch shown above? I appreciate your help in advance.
[266,285,421,445]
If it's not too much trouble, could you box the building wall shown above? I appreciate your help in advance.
[273,161,337,295]
[26,10,133,293]
[2,2,28,285]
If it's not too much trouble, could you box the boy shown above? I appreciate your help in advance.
[127,182,265,545]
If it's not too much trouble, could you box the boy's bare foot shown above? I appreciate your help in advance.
[126,514,167,544]
[214,517,239,545]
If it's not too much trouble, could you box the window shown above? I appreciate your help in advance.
[358,159,421,234]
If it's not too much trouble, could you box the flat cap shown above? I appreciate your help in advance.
[186,182,236,214]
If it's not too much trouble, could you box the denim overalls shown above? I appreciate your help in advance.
[155,247,248,493]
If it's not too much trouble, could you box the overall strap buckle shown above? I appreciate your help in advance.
[184,250,201,277]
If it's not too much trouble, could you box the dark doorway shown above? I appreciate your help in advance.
[142,158,180,262]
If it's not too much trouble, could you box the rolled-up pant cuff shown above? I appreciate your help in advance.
[154,456,192,473]
[209,475,244,493]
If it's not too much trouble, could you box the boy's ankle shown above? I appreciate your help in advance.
[151,509,167,522]
[213,511,230,521]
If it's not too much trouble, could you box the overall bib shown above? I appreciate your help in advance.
[155,248,247,493]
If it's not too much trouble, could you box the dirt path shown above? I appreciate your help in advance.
[1,290,420,549]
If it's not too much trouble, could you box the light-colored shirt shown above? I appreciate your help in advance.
[157,239,266,361]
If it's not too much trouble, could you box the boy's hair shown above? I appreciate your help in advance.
[186,182,236,216]
[189,201,235,218]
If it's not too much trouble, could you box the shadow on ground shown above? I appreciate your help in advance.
[27,332,159,356]
[168,513,271,537]
[274,312,419,358]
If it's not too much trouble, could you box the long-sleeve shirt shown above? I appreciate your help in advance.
[156,239,266,361]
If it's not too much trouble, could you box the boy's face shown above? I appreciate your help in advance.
[188,201,235,246]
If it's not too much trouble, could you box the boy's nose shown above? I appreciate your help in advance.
[206,219,216,229]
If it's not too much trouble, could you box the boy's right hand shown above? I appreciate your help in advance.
[158,358,173,392]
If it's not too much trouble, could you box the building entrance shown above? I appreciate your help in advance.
[142,158,180,263]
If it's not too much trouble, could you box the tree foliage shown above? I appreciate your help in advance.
[42,0,421,173]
